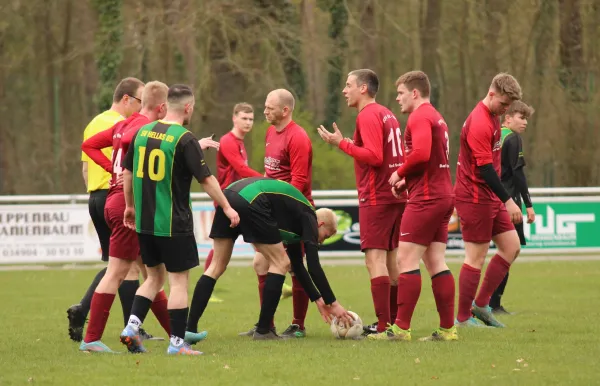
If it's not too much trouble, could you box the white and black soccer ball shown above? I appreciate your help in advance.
[330,311,363,340]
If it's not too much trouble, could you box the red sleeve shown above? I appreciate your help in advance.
[288,132,312,192]
[120,125,140,152]
[220,135,262,178]
[81,128,114,173]
[396,115,432,177]
[338,113,383,166]
[467,116,493,166]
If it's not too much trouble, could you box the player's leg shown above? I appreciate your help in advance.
[419,242,457,341]
[119,263,140,327]
[253,242,289,340]
[120,235,166,353]
[364,248,392,333]
[491,221,524,314]
[386,249,399,325]
[472,211,520,327]
[283,245,309,339]
[455,202,494,326]
[187,237,234,342]
[68,190,111,341]
[140,254,170,341]
[80,257,132,352]
[239,250,275,336]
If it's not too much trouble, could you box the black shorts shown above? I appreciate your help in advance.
[137,234,199,273]
[209,190,281,245]
[515,222,526,246]
[88,189,111,262]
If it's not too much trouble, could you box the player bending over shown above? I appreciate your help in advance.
[187,177,354,341]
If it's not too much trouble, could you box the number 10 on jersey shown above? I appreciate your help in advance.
[388,127,403,157]
[136,146,166,181]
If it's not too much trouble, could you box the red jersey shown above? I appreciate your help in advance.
[454,101,502,204]
[338,103,407,207]
[264,121,313,204]
[217,131,261,189]
[395,103,453,201]
[81,112,151,193]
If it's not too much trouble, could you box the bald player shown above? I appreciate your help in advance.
[239,89,314,339]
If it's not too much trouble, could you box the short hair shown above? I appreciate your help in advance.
[491,73,522,101]
[233,102,254,115]
[167,84,194,110]
[348,69,379,97]
[316,208,337,233]
[141,81,168,110]
[395,71,431,98]
[113,77,145,102]
[269,89,295,111]
[504,100,535,121]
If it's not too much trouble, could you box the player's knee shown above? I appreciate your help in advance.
[253,256,268,275]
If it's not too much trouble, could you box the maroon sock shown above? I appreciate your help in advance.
[457,264,481,322]
[84,292,116,343]
[150,290,171,335]
[257,274,274,328]
[389,284,398,322]
[291,276,309,330]
[203,249,214,272]
[393,271,421,330]
[431,270,455,329]
[370,276,391,332]
[475,254,511,308]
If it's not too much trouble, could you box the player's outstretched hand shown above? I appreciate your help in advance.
[505,199,523,224]
[317,123,343,146]
[199,136,220,151]
[328,301,354,328]
[123,207,136,230]
[391,179,407,199]
[526,207,535,224]
[223,206,240,227]
[315,298,332,324]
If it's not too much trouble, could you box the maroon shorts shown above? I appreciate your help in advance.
[399,197,455,246]
[104,192,139,260]
[358,203,405,252]
[455,200,515,243]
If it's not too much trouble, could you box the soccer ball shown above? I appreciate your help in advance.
[330,311,363,340]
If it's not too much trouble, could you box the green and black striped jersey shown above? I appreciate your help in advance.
[227,177,318,245]
[123,120,212,236]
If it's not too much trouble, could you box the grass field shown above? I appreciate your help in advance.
[1,259,599,385]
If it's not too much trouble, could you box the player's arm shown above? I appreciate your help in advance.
[121,134,137,209]
[337,116,384,166]
[300,214,336,305]
[467,123,511,203]
[286,243,322,301]
[182,136,240,225]
[506,136,532,208]
[81,128,115,173]
[288,132,312,192]
[395,117,432,177]
[220,136,262,178]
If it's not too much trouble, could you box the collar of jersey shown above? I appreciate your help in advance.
[158,119,181,126]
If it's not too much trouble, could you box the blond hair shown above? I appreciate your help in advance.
[233,102,253,115]
[395,71,431,98]
[316,208,337,233]
[491,73,522,101]
[141,81,168,110]
[504,100,535,121]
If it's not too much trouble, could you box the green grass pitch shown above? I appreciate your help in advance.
[1,259,599,385]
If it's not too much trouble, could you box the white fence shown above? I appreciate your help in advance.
[1,188,599,264]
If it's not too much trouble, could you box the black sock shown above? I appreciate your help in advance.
[187,275,217,333]
[256,273,285,334]
[169,308,189,341]
[118,280,140,327]
[490,272,509,309]
[129,295,153,326]
[80,267,107,318]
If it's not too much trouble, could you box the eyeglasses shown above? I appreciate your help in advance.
[128,95,142,103]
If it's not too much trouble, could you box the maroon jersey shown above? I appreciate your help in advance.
[217,131,261,189]
[395,103,453,201]
[454,101,502,204]
[264,121,313,204]
[81,112,150,194]
[338,103,406,207]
